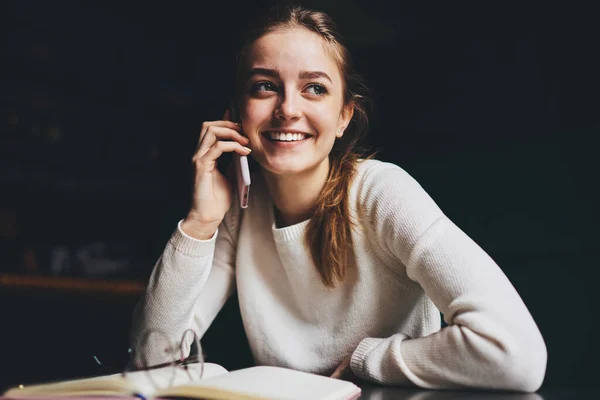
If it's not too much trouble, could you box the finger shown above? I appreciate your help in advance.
[198,120,242,145]
[194,141,251,166]
[204,126,248,145]
[223,108,231,121]
[195,126,249,158]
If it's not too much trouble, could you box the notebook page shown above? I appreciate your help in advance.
[2,363,228,398]
[118,362,229,397]
[158,366,361,400]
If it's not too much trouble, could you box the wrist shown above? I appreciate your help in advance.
[181,217,219,240]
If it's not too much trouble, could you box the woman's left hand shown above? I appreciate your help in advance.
[330,354,357,381]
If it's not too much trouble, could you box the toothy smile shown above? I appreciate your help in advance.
[267,132,309,142]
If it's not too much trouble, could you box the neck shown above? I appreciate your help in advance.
[262,159,330,228]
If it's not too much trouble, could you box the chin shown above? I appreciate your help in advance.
[260,157,320,177]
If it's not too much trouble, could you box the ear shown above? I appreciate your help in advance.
[337,100,354,138]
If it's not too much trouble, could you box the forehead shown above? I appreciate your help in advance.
[247,27,341,82]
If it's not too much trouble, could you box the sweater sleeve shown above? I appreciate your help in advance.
[349,162,547,392]
[130,210,239,368]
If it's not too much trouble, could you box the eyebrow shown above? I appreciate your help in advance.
[248,68,333,83]
[299,70,332,83]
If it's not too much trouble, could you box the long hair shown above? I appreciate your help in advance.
[235,5,373,288]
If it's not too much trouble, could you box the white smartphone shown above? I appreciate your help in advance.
[234,152,251,208]
[230,103,250,208]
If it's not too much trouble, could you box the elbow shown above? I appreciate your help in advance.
[494,334,548,392]
[503,354,547,393]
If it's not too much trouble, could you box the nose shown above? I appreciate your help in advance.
[274,90,302,121]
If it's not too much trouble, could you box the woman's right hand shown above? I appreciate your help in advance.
[181,110,251,240]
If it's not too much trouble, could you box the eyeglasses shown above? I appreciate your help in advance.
[94,328,205,390]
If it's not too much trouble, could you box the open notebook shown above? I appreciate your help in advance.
[3,363,361,400]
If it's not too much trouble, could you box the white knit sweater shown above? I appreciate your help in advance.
[131,159,547,391]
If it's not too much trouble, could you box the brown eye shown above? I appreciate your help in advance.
[305,83,327,96]
[250,81,277,93]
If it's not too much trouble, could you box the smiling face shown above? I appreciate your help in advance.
[238,27,353,177]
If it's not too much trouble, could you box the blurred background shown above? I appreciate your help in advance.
[1,0,598,391]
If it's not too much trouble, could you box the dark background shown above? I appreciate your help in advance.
[1,0,598,391]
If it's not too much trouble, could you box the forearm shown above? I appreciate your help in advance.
[352,320,546,391]
[352,218,547,391]
[130,223,218,366]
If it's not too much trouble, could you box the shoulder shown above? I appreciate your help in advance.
[349,159,446,263]
[351,158,443,223]
[355,158,414,182]
[353,158,429,203]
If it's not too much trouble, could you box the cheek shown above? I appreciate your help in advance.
[309,99,342,127]
[242,98,272,124]
[309,108,339,134]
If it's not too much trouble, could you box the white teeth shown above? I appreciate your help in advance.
[268,132,307,141]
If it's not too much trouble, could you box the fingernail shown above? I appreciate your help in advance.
[244,146,252,152]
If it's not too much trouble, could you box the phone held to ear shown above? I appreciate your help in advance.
[229,103,250,208]
[234,153,251,208]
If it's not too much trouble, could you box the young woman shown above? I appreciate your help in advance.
[131,5,547,392]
